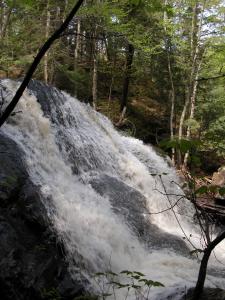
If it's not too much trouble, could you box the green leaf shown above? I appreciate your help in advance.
[208,185,218,193]
[94,272,105,277]
[120,270,133,275]
[131,284,141,289]
[195,186,208,195]
[188,181,195,189]
[138,279,148,283]
[129,0,141,5]
[107,271,118,276]
[219,187,225,196]
[110,281,130,289]
[190,249,204,256]
[131,275,140,279]
[133,271,145,277]
[145,280,154,286]
[152,281,164,287]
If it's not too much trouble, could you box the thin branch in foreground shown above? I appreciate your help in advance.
[0,0,84,128]
[192,230,225,300]
[158,175,197,249]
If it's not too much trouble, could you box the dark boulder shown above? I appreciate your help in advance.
[90,174,190,255]
[183,288,225,300]
[0,132,84,300]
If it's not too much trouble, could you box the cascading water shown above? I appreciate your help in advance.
[0,79,224,299]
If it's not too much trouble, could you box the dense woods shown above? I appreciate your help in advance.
[1,0,225,169]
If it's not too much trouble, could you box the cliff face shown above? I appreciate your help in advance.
[0,133,84,300]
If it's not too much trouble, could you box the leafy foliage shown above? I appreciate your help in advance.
[93,270,164,299]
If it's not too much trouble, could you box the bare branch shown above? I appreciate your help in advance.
[0,0,84,127]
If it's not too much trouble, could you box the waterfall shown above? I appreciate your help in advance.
[0,79,224,299]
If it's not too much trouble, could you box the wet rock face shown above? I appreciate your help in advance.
[0,133,84,300]
[90,174,190,256]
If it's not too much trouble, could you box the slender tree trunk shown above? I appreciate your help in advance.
[167,54,176,162]
[0,4,4,38]
[107,77,114,116]
[0,2,14,41]
[192,231,225,300]
[92,25,98,110]
[44,1,51,84]
[164,0,175,164]
[166,51,175,156]
[63,0,68,22]
[178,86,189,168]
[74,18,81,96]
[74,18,81,64]
[169,87,175,164]
[183,63,202,165]
[0,5,3,36]
[92,55,97,110]
[118,43,134,124]
[190,2,198,59]
[182,1,205,167]
[107,48,116,116]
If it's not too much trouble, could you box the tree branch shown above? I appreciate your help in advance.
[197,73,225,81]
[192,230,225,300]
[0,0,84,127]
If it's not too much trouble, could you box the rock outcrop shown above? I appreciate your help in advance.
[212,166,225,206]
[212,167,225,187]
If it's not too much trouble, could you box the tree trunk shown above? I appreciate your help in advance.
[119,43,134,123]
[164,1,175,164]
[92,26,98,110]
[44,1,51,84]
[169,87,175,164]
[192,231,225,300]
[63,0,68,22]
[167,50,175,163]
[182,1,205,167]
[74,18,81,96]
[183,67,201,166]
[92,56,97,110]
[0,2,14,41]
[74,18,81,65]
[107,76,114,116]
[178,86,189,168]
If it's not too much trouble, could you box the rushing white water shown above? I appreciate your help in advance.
[0,79,224,299]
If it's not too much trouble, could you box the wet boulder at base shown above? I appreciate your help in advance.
[0,133,84,300]
[212,166,225,206]
[183,288,225,300]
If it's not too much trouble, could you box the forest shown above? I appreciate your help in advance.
[0,0,225,300]
[1,0,225,169]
